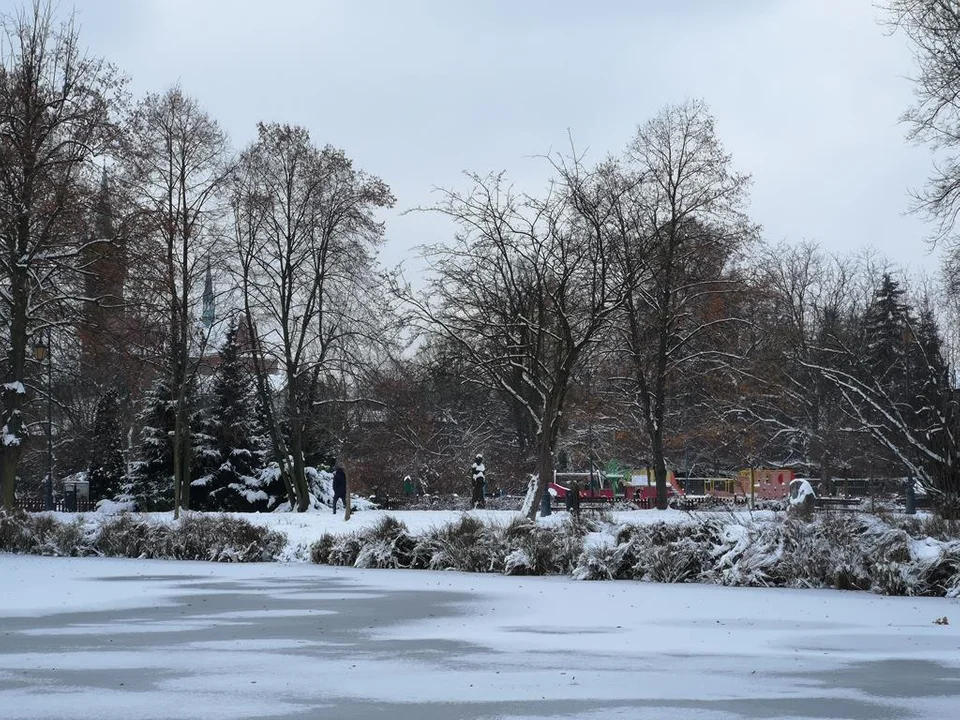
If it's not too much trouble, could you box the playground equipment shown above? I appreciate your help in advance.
[549,464,684,504]
[735,468,794,499]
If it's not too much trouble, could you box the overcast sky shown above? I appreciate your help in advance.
[2,0,940,275]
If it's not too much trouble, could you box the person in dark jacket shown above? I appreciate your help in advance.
[332,464,347,514]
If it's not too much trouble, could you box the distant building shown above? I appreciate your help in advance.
[195,262,278,377]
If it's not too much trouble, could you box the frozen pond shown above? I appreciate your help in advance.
[1,555,959,719]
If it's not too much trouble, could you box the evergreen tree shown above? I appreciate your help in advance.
[862,276,943,426]
[863,273,912,395]
[193,319,268,511]
[911,300,947,389]
[911,300,951,442]
[122,375,176,511]
[87,388,126,503]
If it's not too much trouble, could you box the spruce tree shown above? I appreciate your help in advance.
[194,319,268,511]
[863,273,912,395]
[87,388,126,503]
[863,276,943,419]
[123,375,176,511]
[911,300,950,441]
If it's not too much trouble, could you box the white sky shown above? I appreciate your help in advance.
[1,0,940,274]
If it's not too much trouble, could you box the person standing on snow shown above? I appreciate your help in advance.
[332,463,347,514]
[471,454,485,509]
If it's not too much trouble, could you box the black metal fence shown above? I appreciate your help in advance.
[14,496,95,513]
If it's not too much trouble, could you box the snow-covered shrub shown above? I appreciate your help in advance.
[406,534,442,570]
[711,520,784,587]
[914,541,960,597]
[498,518,538,576]
[590,523,649,581]
[169,515,285,561]
[44,517,91,557]
[627,520,723,583]
[501,522,583,576]
[310,533,336,564]
[573,539,635,581]
[502,515,537,541]
[560,512,604,536]
[326,533,363,566]
[353,516,417,569]
[864,527,913,595]
[780,514,872,590]
[95,513,163,557]
[296,506,960,597]
[871,557,912,596]
[645,537,712,583]
[714,513,910,592]
[503,548,533,575]
[573,519,725,584]
[94,513,284,561]
[414,515,502,572]
[353,538,397,569]
[0,511,92,556]
[945,553,960,598]
[366,514,410,543]
[0,510,38,553]
[896,513,960,542]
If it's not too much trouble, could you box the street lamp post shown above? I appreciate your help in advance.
[33,332,52,511]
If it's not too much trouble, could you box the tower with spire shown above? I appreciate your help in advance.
[80,165,127,368]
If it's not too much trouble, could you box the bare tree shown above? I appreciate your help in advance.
[232,123,393,511]
[885,0,960,243]
[736,242,861,482]
[403,153,628,520]
[118,85,231,515]
[616,100,754,509]
[0,1,124,508]
[354,347,506,496]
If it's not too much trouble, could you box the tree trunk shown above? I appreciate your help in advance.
[290,419,310,512]
[524,390,564,520]
[523,435,557,521]
[179,408,191,510]
[173,425,181,518]
[1,450,18,510]
[651,430,668,510]
[1,284,28,510]
[819,451,833,497]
